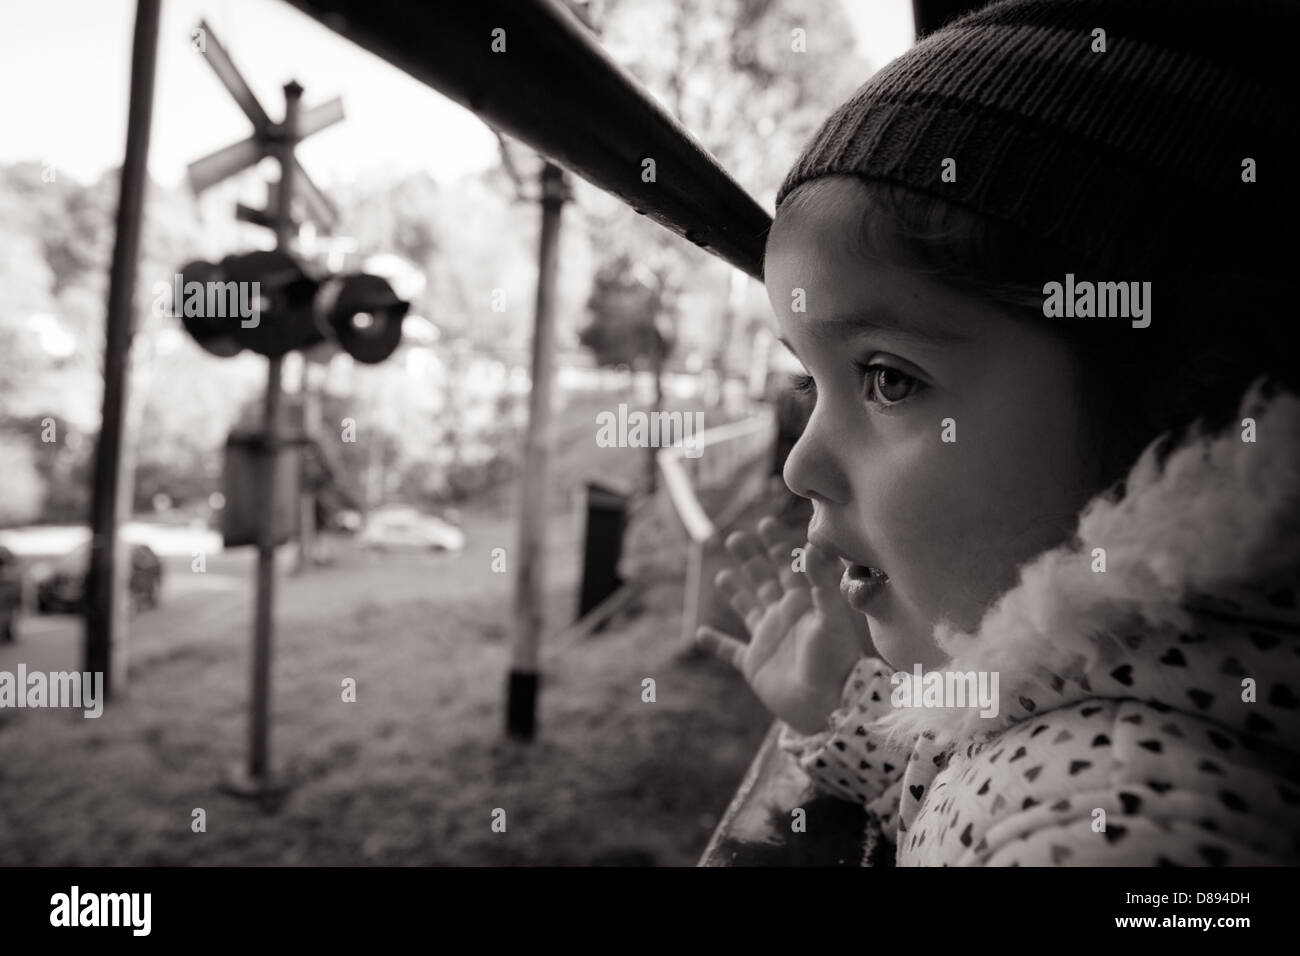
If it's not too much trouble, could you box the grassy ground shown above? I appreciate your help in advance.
[0,397,777,866]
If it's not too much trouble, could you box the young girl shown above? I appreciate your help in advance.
[696,0,1299,865]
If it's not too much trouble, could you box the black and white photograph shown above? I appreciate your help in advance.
[0,0,1296,932]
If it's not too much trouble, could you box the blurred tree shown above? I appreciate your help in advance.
[579,0,865,385]
[0,162,258,522]
[0,233,57,404]
[341,170,553,355]
[0,432,45,527]
[579,252,672,368]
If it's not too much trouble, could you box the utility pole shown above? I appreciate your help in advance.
[507,161,568,740]
[84,0,161,699]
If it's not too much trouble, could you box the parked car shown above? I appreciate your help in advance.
[0,545,22,642]
[356,505,465,552]
[33,541,163,615]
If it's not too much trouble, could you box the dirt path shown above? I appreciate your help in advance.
[0,498,771,865]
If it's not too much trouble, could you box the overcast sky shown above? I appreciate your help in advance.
[0,0,914,189]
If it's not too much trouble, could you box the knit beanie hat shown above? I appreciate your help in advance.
[774,0,1295,279]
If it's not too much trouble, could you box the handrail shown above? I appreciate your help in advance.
[657,408,774,644]
[656,408,774,543]
[657,450,714,544]
[283,0,772,281]
[699,722,877,866]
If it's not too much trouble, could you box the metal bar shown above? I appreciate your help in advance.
[235,202,274,229]
[197,18,273,132]
[290,158,338,227]
[246,81,302,784]
[187,136,264,194]
[84,0,161,698]
[187,96,343,193]
[282,0,771,281]
[249,359,282,780]
[298,96,345,138]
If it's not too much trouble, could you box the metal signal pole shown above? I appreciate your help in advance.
[244,81,299,793]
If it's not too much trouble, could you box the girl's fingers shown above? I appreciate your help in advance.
[764,541,806,595]
[747,519,799,585]
[808,574,843,621]
[721,531,763,593]
[779,583,813,622]
[743,586,808,662]
[805,541,849,620]
[726,530,783,606]
[805,540,844,590]
[724,529,763,565]
[714,568,763,633]
[743,553,781,598]
[756,518,804,586]
[769,542,805,591]
[755,578,783,606]
[756,516,796,552]
[694,626,748,671]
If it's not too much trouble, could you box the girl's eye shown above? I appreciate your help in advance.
[860,363,922,406]
[789,373,816,403]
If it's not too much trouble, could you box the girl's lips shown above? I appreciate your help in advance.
[840,564,889,612]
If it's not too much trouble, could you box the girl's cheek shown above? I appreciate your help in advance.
[850,442,946,581]
[864,437,1014,628]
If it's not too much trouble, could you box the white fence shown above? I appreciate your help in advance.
[657,407,775,644]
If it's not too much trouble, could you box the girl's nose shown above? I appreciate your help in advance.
[782,407,847,504]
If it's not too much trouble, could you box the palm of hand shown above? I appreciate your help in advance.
[696,517,869,735]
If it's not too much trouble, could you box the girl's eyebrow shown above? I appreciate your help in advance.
[777,310,968,362]
[813,310,972,347]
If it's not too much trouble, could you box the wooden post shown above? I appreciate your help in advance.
[507,161,566,740]
[84,0,160,699]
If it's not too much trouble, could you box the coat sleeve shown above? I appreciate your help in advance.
[982,806,1285,866]
[777,656,912,815]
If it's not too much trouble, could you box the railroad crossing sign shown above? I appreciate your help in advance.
[187,19,343,229]
[184,20,348,805]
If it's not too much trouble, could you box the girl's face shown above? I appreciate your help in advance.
[765,181,1102,670]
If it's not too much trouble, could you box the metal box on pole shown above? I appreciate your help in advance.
[220,432,302,549]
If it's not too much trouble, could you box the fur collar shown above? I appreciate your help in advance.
[874,379,1300,752]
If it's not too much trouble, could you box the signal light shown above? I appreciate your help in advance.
[176,259,242,357]
[220,250,324,358]
[313,273,408,364]
[174,253,409,364]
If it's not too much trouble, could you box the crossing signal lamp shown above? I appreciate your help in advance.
[173,251,409,365]
[313,273,409,364]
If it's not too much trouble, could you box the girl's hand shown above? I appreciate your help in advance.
[695,517,870,735]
